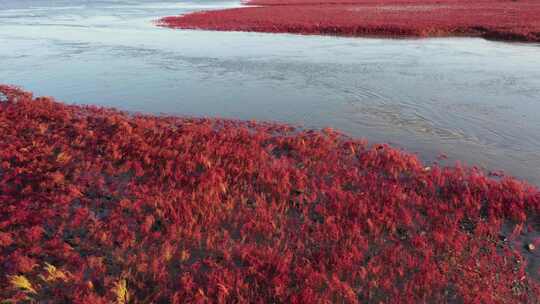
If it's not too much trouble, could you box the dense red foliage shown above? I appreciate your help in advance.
[159,0,540,42]
[1,85,540,303]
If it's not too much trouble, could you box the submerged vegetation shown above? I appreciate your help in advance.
[1,85,540,302]
[159,0,540,43]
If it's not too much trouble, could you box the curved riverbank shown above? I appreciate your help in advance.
[1,85,539,302]
[159,0,540,43]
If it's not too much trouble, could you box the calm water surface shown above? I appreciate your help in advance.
[1,0,540,184]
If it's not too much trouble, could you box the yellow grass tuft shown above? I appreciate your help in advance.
[9,275,37,294]
[113,279,130,304]
[179,249,190,262]
[40,263,69,282]
[56,151,71,163]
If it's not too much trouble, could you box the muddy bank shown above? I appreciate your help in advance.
[159,0,540,42]
[1,85,540,302]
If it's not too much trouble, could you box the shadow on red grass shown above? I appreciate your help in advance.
[1,85,540,302]
[159,0,540,43]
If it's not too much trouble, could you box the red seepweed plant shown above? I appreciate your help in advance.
[1,85,539,303]
[159,0,540,43]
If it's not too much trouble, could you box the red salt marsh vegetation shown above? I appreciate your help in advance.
[159,0,540,42]
[1,84,540,303]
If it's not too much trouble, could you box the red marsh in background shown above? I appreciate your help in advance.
[159,0,540,42]
[1,85,540,302]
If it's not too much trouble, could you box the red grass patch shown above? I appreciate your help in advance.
[1,84,540,302]
[159,0,540,42]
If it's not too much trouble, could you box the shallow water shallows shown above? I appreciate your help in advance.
[1,0,540,184]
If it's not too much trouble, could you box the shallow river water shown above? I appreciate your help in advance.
[1,0,540,185]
